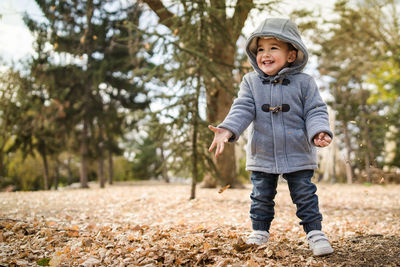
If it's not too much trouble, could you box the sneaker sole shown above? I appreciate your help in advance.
[313,246,334,256]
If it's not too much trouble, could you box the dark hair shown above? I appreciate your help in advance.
[287,42,298,52]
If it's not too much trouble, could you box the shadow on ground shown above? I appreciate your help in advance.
[320,235,400,266]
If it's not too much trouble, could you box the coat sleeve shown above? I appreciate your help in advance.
[303,77,333,145]
[218,76,256,142]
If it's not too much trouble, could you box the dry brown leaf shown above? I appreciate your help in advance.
[49,254,63,267]
[46,221,57,227]
[216,258,230,267]
[275,249,290,258]
[218,184,231,194]
[1,184,400,266]
[246,259,259,267]
[233,237,252,252]
[203,241,212,251]
[264,248,274,258]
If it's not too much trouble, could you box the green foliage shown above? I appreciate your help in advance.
[6,152,43,191]
[367,59,400,104]
[131,134,162,180]
[299,0,400,182]
[37,258,51,266]
[112,156,137,181]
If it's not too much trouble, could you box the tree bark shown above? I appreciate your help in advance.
[79,0,93,189]
[39,144,50,190]
[80,116,89,188]
[108,150,113,185]
[190,113,199,200]
[190,72,201,199]
[160,146,169,183]
[98,125,105,188]
[0,151,4,178]
[98,157,105,188]
[66,156,73,185]
[205,44,238,186]
[343,124,354,184]
[54,158,60,190]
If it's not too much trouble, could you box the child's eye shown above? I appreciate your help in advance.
[271,46,279,50]
[257,47,264,53]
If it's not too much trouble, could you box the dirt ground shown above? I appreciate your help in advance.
[1,182,400,266]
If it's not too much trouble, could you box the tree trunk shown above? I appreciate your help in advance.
[39,145,50,190]
[98,125,105,188]
[80,116,89,188]
[343,124,354,183]
[360,100,372,183]
[364,153,371,183]
[54,158,60,190]
[108,150,113,185]
[66,156,73,185]
[190,126,198,200]
[98,157,105,188]
[0,151,4,178]
[160,146,169,183]
[190,74,201,200]
[79,0,93,189]
[205,45,238,187]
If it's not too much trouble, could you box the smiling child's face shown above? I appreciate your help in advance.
[256,38,297,76]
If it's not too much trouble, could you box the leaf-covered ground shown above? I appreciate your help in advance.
[1,181,400,266]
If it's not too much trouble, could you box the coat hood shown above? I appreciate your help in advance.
[246,18,308,78]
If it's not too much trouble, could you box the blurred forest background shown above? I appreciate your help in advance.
[0,0,399,194]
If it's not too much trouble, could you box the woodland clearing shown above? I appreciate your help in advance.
[1,181,400,266]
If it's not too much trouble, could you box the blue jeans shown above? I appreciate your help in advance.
[250,170,322,233]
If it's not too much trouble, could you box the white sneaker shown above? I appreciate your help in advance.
[246,230,269,245]
[306,230,334,256]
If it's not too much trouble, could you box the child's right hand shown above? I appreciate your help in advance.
[208,125,233,158]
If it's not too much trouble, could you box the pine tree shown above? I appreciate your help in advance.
[24,0,151,188]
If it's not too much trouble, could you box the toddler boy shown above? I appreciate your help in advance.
[208,18,334,256]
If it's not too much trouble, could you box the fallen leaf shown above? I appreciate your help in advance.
[233,237,252,252]
[265,248,274,258]
[275,249,290,258]
[81,257,101,267]
[215,258,230,267]
[218,185,231,194]
[246,259,259,267]
[49,255,63,267]
[203,241,212,251]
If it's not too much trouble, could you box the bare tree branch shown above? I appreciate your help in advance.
[230,0,254,41]
[140,0,178,29]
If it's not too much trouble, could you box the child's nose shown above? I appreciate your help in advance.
[261,51,271,58]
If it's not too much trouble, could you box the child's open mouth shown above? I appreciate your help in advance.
[263,60,273,65]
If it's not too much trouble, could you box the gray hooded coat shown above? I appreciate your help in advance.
[218,18,333,174]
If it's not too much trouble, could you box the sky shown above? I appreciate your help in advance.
[0,0,337,66]
[0,0,45,65]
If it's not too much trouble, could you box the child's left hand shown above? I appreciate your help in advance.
[313,132,332,147]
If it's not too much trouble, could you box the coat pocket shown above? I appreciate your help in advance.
[286,128,310,154]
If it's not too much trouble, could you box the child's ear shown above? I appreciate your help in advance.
[287,50,297,63]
